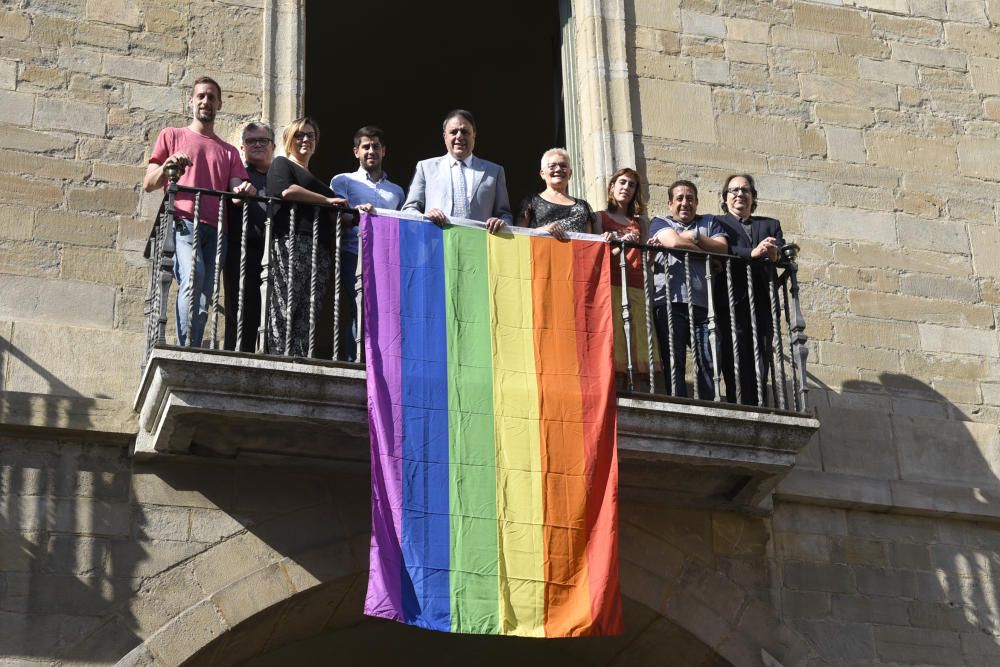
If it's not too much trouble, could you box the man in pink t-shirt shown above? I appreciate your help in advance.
[143,76,255,347]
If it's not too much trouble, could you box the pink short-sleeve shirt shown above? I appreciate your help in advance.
[149,127,249,227]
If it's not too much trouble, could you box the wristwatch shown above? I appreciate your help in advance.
[693,227,702,243]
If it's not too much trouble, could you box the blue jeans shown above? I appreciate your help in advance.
[173,218,224,347]
[655,303,715,400]
[340,250,358,362]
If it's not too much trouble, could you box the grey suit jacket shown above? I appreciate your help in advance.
[402,154,513,224]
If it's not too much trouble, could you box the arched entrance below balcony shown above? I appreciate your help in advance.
[181,578,735,667]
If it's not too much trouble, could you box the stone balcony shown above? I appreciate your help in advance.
[133,347,819,514]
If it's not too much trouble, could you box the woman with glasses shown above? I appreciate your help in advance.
[713,174,785,406]
[266,116,349,357]
[514,148,595,237]
[595,168,657,389]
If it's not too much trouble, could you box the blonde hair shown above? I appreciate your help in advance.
[282,116,320,156]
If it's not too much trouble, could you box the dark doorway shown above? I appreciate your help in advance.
[304,2,565,213]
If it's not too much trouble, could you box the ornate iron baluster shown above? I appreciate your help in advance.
[684,252,699,400]
[257,203,273,354]
[208,196,225,349]
[746,261,764,407]
[725,258,741,405]
[308,208,320,358]
[641,247,655,394]
[663,249,677,397]
[285,204,297,356]
[236,201,250,351]
[185,193,202,348]
[784,244,808,411]
[618,239,635,393]
[705,254,721,402]
[333,211,343,360]
[769,271,788,411]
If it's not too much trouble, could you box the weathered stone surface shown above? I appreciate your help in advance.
[850,292,993,327]
[799,74,898,108]
[34,98,106,137]
[958,137,1000,180]
[85,0,142,28]
[636,79,716,142]
[801,205,897,244]
[61,246,148,288]
[67,186,138,215]
[34,209,117,247]
[0,90,35,126]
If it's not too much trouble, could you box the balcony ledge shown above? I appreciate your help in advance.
[134,348,819,513]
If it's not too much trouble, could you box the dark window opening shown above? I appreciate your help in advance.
[305,2,565,210]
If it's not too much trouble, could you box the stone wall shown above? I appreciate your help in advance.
[628,0,1000,513]
[0,0,265,434]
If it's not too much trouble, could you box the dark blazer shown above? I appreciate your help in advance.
[713,212,785,304]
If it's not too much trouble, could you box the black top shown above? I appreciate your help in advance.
[267,156,337,245]
[227,163,269,247]
[517,193,593,234]
[713,212,785,303]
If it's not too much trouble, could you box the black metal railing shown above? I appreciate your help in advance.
[143,172,808,413]
[614,240,808,413]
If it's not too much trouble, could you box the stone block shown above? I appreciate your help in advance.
[139,506,191,542]
[146,600,227,666]
[776,531,832,563]
[850,291,992,327]
[819,341,901,372]
[795,620,876,661]
[636,79,716,143]
[725,41,768,66]
[0,90,34,126]
[212,561,293,627]
[832,594,909,625]
[93,162,144,186]
[51,497,131,536]
[947,197,993,223]
[680,10,725,38]
[802,205,898,245]
[814,103,873,128]
[817,404,900,477]
[902,350,989,381]
[61,246,148,289]
[830,184,895,211]
[711,513,769,557]
[102,54,168,85]
[947,23,1000,58]
[717,113,800,156]
[620,519,685,578]
[959,137,1000,180]
[0,239,59,279]
[781,590,830,619]
[909,600,979,631]
[970,224,1000,279]
[894,416,1000,486]
[948,0,990,23]
[970,57,1000,95]
[0,275,114,328]
[0,10,30,40]
[633,50,691,81]
[858,58,918,86]
[794,3,871,35]
[75,20,130,52]
[67,187,138,215]
[783,562,853,593]
[773,502,848,536]
[0,58,15,90]
[919,323,999,356]
[868,131,958,173]
[85,0,142,28]
[754,173,827,206]
[800,73,898,109]
[34,98,106,136]
[0,127,77,158]
[901,274,980,303]
[144,6,186,33]
[0,205,33,240]
[847,511,939,543]
[191,532,279,594]
[897,216,969,254]
[189,508,248,544]
[5,319,140,399]
[892,42,968,69]
[115,286,146,332]
[855,566,918,597]
[889,542,932,570]
[727,17,769,43]
[129,83,181,113]
[826,126,866,163]
[773,26,839,52]
[839,35,890,59]
[693,58,730,85]
[832,536,887,567]
[634,0,679,31]
[835,241,970,277]
[0,149,90,182]
[874,625,963,664]
[873,13,943,40]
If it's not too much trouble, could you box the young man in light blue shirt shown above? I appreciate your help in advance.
[330,126,405,361]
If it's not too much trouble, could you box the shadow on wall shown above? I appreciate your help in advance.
[785,371,1000,663]
[0,336,147,662]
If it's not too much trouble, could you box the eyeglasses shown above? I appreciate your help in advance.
[244,138,273,146]
[545,162,571,171]
[726,187,752,196]
[294,131,316,141]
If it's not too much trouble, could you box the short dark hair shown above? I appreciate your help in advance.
[241,121,274,145]
[668,179,698,201]
[192,76,222,99]
[354,125,385,148]
[720,174,758,214]
[442,109,476,132]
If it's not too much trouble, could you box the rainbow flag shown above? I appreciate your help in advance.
[362,212,622,637]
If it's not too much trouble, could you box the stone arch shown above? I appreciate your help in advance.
[111,497,821,666]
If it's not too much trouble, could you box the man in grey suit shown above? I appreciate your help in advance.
[403,109,512,234]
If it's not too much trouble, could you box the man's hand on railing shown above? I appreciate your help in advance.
[425,208,447,228]
[230,180,257,205]
[751,236,779,262]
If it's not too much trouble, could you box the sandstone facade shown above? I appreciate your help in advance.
[1,0,999,664]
